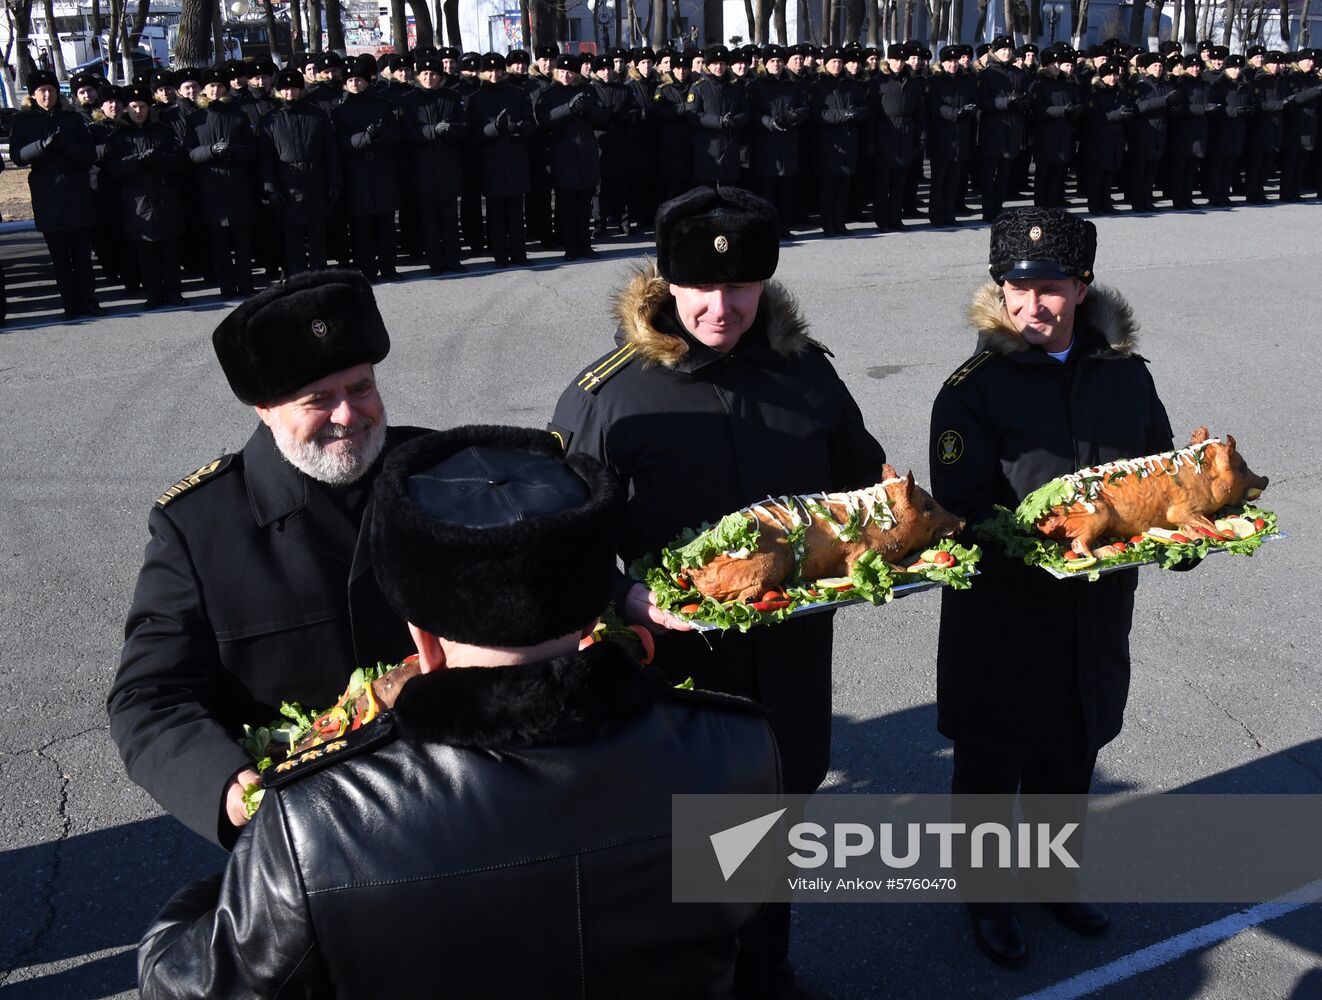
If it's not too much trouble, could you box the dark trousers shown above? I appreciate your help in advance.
[420,198,462,272]
[732,901,792,998]
[1166,155,1199,208]
[1243,146,1276,202]
[350,213,397,280]
[979,157,1012,221]
[1204,156,1238,204]
[904,154,923,212]
[952,738,1098,916]
[1280,149,1310,201]
[253,210,283,278]
[594,162,628,231]
[818,176,850,234]
[555,188,593,257]
[1034,163,1068,207]
[754,175,797,236]
[461,174,485,254]
[628,166,660,232]
[208,225,253,295]
[486,194,527,266]
[1086,167,1117,212]
[928,159,961,225]
[136,239,181,304]
[283,222,327,276]
[872,165,907,229]
[529,153,554,243]
[1126,157,1159,210]
[44,229,98,313]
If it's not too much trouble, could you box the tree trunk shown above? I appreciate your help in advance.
[1170,0,1180,45]
[106,0,121,79]
[521,0,532,48]
[704,0,721,41]
[1126,0,1143,44]
[1181,0,1195,47]
[129,0,149,46]
[91,0,104,58]
[754,0,769,41]
[1219,0,1234,44]
[13,0,37,83]
[262,0,281,59]
[744,0,757,40]
[901,0,912,38]
[213,0,226,61]
[176,0,213,65]
[974,0,989,38]
[1073,0,1088,48]
[325,0,344,51]
[1149,0,1163,45]
[1298,0,1311,45]
[845,0,862,40]
[389,0,406,50]
[410,0,434,48]
[649,0,665,45]
[866,0,878,42]
[774,0,787,40]
[289,0,303,54]
[40,0,68,78]
[951,0,962,41]
[307,0,323,51]
[443,0,461,47]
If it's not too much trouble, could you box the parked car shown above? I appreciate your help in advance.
[66,50,162,83]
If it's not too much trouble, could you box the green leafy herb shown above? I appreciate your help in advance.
[663,512,762,573]
[1015,478,1077,526]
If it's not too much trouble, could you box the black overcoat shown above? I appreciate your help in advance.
[465,80,534,197]
[1083,80,1130,171]
[687,72,749,183]
[651,74,693,180]
[257,98,342,225]
[331,90,402,216]
[549,270,887,793]
[108,424,426,848]
[869,68,924,168]
[105,114,188,242]
[1249,71,1290,151]
[400,85,469,201]
[809,73,865,176]
[1282,71,1322,151]
[747,72,808,176]
[975,59,1029,158]
[925,70,978,163]
[1030,69,1081,166]
[185,97,257,227]
[1169,75,1211,159]
[9,97,97,232]
[1208,74,1255,159]
[1126,75,1175,160]
[535,82,608,190]
[930,283,1173,753]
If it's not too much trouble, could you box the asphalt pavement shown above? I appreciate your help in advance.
[1,202,1320,999]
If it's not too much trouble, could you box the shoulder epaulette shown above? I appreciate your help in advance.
[263,712,398,791]
[576,344,639,393]
[154,453,236,507]
[944,349,994,388]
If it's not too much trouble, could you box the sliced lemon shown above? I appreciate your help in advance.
[1222,516,1257,539]
[814,577,855,590]
[1061,553,1098,571]
[1144,528,1190,545]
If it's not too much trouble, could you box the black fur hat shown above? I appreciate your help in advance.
[654,186,779,286]
[212,269,390,404]
[26,70,59,92]
[989,208,1097,285]
[371,426,621,645]
[274,68,305,90]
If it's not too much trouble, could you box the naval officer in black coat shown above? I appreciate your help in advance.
[108,271,426,848]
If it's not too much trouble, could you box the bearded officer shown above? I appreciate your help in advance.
[550,187,886,999]
[108,271,428,849]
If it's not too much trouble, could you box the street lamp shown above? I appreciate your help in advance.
[1044,1,1066,44]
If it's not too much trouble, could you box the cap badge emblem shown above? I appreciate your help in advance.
[311,319,328,337]
[1028,225,1043,242]
[714,235,730,253]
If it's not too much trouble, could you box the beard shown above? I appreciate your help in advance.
[271,414,388,486]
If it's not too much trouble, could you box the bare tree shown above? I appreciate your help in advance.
[443,0,462,47]
[1181,0,1195,47]
[389,0,405,50]
[39,0,67,77]
[9,0,37,83]
[1219,0,1234,43]
[412,0,435,46]
[774,0,787,40]
[1149,0,1165,44]
[262,0,281,59]
[129,0,148,45]
[866,0,878,42]
[325,0,344,51]
[176,0,214,64]
[950,0,961,40]
[743,0,756,39]
[1170,0,1181,44]
[1072,0,1089,48]
[289,0,303,53]
[1299,0,1311,45]
[753,0,769,41]
[307,0,323,51]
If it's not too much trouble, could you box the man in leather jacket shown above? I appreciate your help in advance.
[108,271,426,849]
[137,425,779,1000]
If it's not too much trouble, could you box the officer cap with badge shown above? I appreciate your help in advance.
[654,186,780,287]
[988,208,1097,286]
[212,269,390,405]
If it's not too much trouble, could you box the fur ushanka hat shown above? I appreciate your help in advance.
[371,426,621,646]
[654,186,780,286]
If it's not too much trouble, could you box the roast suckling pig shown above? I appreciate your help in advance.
[1031,428,1269,559]
[683,465,965,603]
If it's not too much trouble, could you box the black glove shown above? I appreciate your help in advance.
[960,102,978,117]
[432,120,451,137]
[1282,94,1295,107]
[262,186,284,208]
[1165,91,1180,107]
[210,140,229,157]
[495,107,510,133]
[328,186,340,202]
[41,126,64,151]
[1067,102,1084,117]
[1205,102,1223,113]
[787,106,808,125]
[846,106,865,122]
[719,112,733,129]
[365,120,383,142]
[569,92,590,113]
[1118,105,1135,119]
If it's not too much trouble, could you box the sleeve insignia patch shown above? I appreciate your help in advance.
[938,429,965,465]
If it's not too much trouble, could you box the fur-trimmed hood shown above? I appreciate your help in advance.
[392,642,673,749]
[612,261,816,367]
[968,280,1139,355]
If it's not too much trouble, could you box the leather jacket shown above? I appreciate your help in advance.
[138,643,780,998]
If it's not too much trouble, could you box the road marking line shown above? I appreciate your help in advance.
[1016,878,1322,1000]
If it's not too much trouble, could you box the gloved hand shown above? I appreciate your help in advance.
[719,112,734,129]
[1118,105,1135,119]
[569,92,590,113]
[210,140,230,157]
[432,120,451,137]
[495,107,510,133]
[41,126,64,151]
[960,102,979,117]
[1282,94,1295,107]
[845,106,865,122]
[1066,102,1084,117]
[328,186,340,202]
[365,120,383,142]
[1165,91,1180,107]
[787,106,807,125]
[1205,102,1223,113]
[262,186,284,208]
